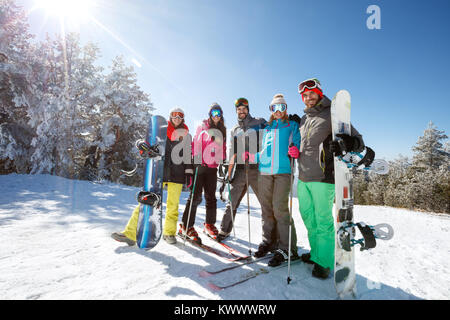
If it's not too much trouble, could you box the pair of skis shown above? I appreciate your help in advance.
[201,254,306,291]
[178,234,292,290]
[177,234,251,262]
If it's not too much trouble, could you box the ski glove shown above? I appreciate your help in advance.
[329,134,361,156]
[288,114,301,124]
[288,145,300,159]
[242,151,255,163]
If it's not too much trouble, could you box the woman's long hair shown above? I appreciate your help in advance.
[208,104,227,142]
[208,117,226,144]
[267,111,289,126]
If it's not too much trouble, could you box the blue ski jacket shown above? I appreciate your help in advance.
[258,119,300,175]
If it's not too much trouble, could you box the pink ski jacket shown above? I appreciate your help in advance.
[192,119,226,168]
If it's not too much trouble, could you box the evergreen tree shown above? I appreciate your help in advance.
[412,121,448,169]
[93,55,153,184]
[0,0,34,173]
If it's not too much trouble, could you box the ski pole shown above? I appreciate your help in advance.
[245,136,252,255]
[184,166,199,245]
[227,160,237,238]
[287,155,295,284]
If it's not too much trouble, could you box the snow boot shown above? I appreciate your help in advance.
[178,224,202,244]
[301,252,314,265]
[163,235,177,245]
[203,223,219,240]
[111,232,136,246]
[254,242,276,258]
[312,263,330,279]
[268,249,299,267]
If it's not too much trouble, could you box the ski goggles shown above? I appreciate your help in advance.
[210,109,222,117]
[298,78,322,94]
[269,103,287,113]
[234,97,249,108]
[170,112,184,119]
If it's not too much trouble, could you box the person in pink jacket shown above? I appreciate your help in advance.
[178,103,227,244]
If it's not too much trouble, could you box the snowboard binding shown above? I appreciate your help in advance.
[337,222,394,252]
[136,139,161,158]
[137,191,162,208]
[338,147,389,175]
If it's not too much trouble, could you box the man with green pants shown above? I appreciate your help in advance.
[289,78,365,279]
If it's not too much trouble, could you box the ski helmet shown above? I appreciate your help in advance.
[234,97,249,111]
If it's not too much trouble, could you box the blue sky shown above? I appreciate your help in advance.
[18,0,450,160]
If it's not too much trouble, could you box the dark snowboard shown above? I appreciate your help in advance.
[136,115,167,250]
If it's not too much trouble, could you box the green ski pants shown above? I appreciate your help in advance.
[297,180,335,269]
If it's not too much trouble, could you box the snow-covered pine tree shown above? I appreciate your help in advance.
[407,122,449,212]
[383,155,411,208]
[0,0,35,173]
[94,55,153,184]
[412,121,448,170]
[28,33,106,178]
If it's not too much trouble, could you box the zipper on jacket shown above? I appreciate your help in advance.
[271,120,279,175]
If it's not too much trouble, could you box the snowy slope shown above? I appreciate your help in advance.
[0,174,449,300]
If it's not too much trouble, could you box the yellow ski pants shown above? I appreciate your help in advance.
[122,182,184,240]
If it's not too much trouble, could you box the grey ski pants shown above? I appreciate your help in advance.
[258,174,297,252]
[219,168,262,234]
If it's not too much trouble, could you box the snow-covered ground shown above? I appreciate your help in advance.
[0,174,449,300]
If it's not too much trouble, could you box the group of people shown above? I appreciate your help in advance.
[111,78,366,280]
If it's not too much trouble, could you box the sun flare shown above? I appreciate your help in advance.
[34,0,95,20]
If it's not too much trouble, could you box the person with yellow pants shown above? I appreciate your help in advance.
[111,107,193,246]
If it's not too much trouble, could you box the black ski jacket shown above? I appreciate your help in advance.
[163,122,193,184]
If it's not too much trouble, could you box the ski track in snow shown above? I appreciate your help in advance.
[0,174,449,300]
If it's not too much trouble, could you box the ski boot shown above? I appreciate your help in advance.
[137,191,162,208]
[312,263,330,279]
[268,249,299,267]
[178,224,202,244]
[300,252,314,265]
[217,230,230,242]
[254,242,276,258]
[203,223,219,241]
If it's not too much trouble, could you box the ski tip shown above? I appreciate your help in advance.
[207,282,223,291]
[198,270,212,278]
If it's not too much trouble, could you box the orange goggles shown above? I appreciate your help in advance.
[170,112,184,119]
[234,97,249,108]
